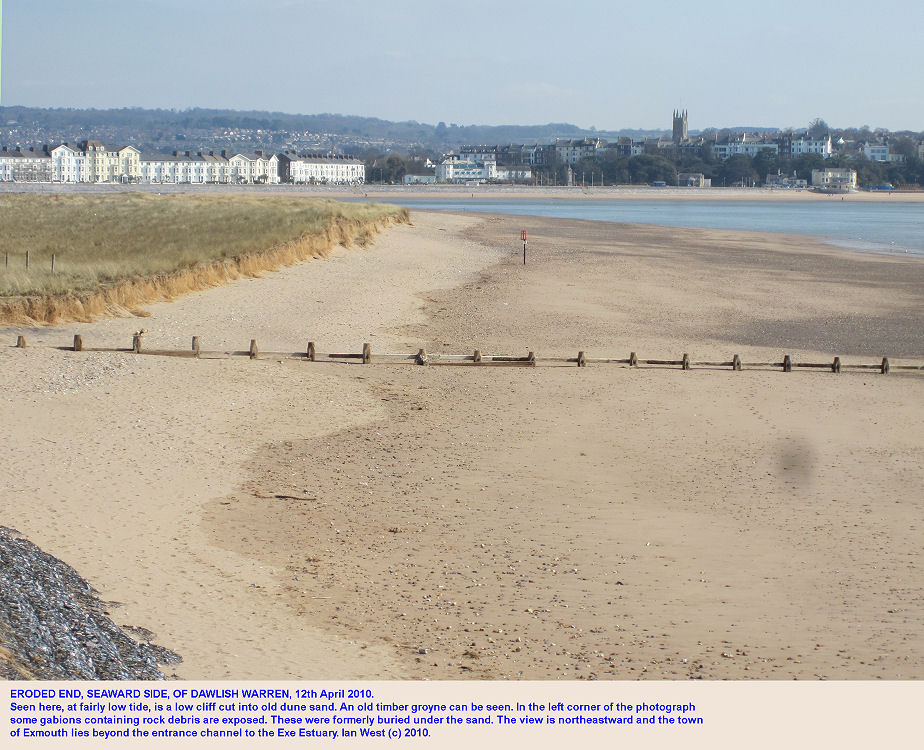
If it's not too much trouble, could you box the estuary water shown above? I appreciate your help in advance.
[393,198,924,258]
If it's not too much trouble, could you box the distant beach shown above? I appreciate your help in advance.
[4,181,924,203]
[1,209,921,680]
[358,184,924,203]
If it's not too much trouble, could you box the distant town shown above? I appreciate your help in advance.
[1,108,922,190]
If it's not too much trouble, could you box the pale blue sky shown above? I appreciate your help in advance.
[2,0,922,131]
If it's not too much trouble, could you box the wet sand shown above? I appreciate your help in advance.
[1,211,921,680]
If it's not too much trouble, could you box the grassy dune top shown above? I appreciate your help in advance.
[0,193,406,298]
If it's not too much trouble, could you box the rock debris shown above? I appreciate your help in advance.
[0,526,180,680]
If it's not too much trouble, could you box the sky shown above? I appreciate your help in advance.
[2,0,922,132]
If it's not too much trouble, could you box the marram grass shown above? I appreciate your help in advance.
[0,193,409,325]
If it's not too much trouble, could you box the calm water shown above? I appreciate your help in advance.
[392,199,924,257]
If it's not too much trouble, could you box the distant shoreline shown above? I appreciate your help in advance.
[2,181,923,202]
[356,185,924,203]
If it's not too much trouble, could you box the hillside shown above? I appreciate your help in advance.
[0,106,664,155]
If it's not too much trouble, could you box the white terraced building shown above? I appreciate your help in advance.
[0,146,52,181]
[140,152,224,184]
[50,142,141,183]
[789,135,832,158]
[8,140,284,184]
[277,153,365,184]
[50,143,86,182]
[140,150,279,184]
[712,135,780,159]
[227,151,280,184]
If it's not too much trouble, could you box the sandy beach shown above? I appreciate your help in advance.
[4,181,924,203]
[355,184,924,203]
[1,209,921,681]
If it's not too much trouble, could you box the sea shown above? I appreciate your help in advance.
[390,198,924,258]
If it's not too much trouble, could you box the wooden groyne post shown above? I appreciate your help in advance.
[14,336,924,377]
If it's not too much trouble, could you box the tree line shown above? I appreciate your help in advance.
[362,146,924,188]
[541,147,924,188]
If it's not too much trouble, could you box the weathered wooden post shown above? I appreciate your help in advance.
[307,342,316,362]
[362,343,371,364]
[51,254,56,273]
[473,349,482,363]
[521,230,528,265]
[681,353,690,370]
[783,355,792,372]
[832,356,841,373]
[577,351,586,367]
[16,335,26,348]
[732,354,742,371]
[881,357,890,374]
[132,334,142,353]
[25,251,30,269]
[249,339,258,359]
[4,253,7,268]
[629,352,638,367]
[73,334,83,352]
[192,336,200,358]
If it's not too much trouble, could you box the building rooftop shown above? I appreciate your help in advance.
[0,146,51,159]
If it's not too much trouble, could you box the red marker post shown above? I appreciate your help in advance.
[521,229,528,265]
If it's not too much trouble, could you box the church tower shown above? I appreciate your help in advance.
[672,109,688,143]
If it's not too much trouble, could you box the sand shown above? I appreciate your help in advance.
[4,180,924,203]
[1,210,921,681]
[355,184,924,203]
